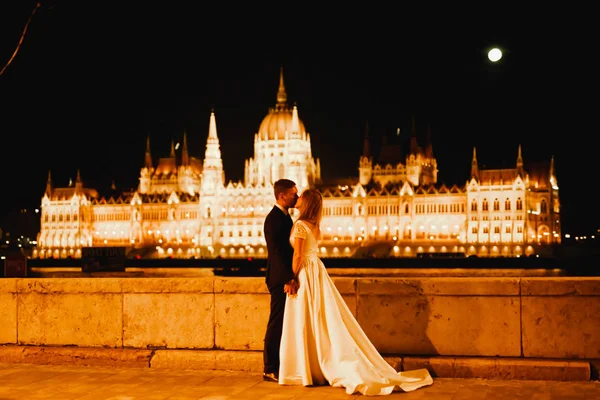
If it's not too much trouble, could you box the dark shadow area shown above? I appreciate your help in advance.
[10,253,600,277]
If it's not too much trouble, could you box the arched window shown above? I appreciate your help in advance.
[471,200,477,211]
[540,199,548,214]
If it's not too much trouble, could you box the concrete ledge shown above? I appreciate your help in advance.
[151,349,263,372]
[0,346,152,368]
[4,277,600,360]
[403,356,590,381]
[0,345,592,381]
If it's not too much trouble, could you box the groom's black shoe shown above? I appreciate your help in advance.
[263,372,278,382]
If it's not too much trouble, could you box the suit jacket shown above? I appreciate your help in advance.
[264,205,294,290]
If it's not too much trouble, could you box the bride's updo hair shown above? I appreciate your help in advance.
[298,189,323,237]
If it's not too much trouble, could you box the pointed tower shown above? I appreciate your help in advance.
[139,137,154,194]
[170,140,176,158]
[202,109,225,193]
[291,103,300,134]
[176,130,199,195]
[181,131,189,166]
[75,169,82,191]
[359,120,373,186]
[471,147,479,180]
[144,136,153,169]
[418,124,438,185]
[516,144,524,176]
[406,116,423,186]
[45,170,52,196]
[276,65,287,111]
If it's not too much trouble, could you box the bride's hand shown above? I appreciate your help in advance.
[286,279,299,297]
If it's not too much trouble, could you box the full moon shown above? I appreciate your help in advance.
[488,48,502,62]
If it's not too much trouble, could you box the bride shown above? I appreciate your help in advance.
[278,188,433,396]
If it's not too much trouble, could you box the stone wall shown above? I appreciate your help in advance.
[1,276,598,362]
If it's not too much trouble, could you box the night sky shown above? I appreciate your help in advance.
[0,2,594,235]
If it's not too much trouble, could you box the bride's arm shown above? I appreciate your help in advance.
[292,236,305,276]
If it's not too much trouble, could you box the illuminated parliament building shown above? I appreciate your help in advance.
[33,69,561,259]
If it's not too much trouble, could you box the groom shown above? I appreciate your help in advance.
[263,178,299,382]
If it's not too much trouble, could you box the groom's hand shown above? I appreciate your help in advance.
[284,279,298,295]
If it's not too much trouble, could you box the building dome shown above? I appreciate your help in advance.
[258,67,306,140]
[258,106,306,141]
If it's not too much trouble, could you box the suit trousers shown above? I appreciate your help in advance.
[263,284,286,374]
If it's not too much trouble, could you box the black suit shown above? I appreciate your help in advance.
[263,205,294,375]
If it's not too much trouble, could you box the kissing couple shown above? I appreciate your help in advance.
[262,179,433,396]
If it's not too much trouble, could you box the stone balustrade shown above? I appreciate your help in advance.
[0,276,598,379]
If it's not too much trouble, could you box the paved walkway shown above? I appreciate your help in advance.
[0,363,598,399]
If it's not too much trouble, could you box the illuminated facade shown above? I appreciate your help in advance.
[33,69,561,259]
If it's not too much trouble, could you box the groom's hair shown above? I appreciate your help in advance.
[273,179,296,200]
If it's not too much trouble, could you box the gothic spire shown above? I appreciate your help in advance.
[45,169,52,195]
[204,110,223,165]
[516,144,524,176]
[276,65,287,110]
[75,169,82,191]
[145,136,153,169]
[291,103,300,134]
[202,109,225,190]
[208,108,218,141]
[471,146,479,180]
[181,131,189,166]
[549,155,558,189]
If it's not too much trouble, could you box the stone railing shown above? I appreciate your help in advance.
[0,276,598,379]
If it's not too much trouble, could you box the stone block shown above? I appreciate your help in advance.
[522,296,600,359]
[0,280,17,344]
[358,291,520,356]
[17,292,122,347]
[123,293,214,349]
[215,293,267,350]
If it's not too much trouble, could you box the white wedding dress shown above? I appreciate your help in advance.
[279,221,433,396]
